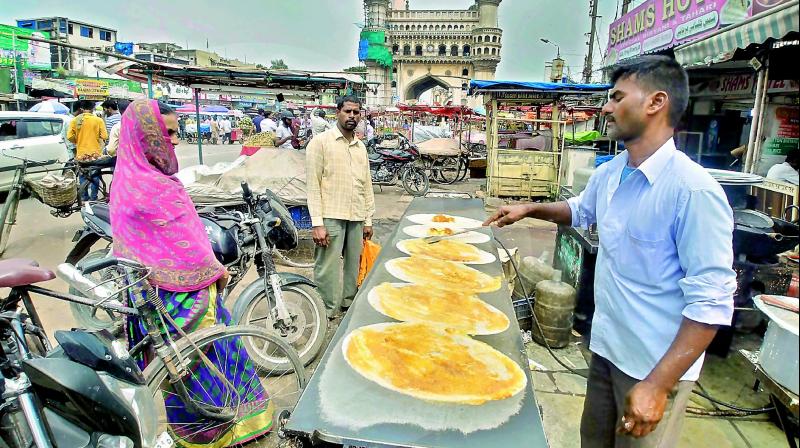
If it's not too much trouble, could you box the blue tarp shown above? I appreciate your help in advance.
[469,80,611,95]
[114,42,134,56]
[357,39,369,61]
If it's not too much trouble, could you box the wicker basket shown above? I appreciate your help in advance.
[26,171,78,208]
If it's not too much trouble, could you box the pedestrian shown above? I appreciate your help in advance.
[110,99,273,446]
[262,111,278,133]
[765,148,799,185]
[105,100,130,156]
[67,100,108,200]
[101,99,121,135]
[366,117,376,142]
[484,55,736,448]
[220,116,233,144]
[306,95,375,319]
[210,117,221,144]
[177,115,186,140]
[253,108,265,133]
[274,112,295,149]
[311,109,332,137]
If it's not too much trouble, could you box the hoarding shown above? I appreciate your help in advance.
[605,0,751,65]
[0,24,51,70]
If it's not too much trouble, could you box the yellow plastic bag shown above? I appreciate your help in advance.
[357,240,381,287]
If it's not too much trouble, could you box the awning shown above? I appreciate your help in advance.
[674,1,799,67]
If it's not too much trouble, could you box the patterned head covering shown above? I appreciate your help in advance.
[110,100,224,291]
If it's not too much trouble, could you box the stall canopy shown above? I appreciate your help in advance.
[674,1,799,67]
[396,104,474,118]
[469,80,611,95]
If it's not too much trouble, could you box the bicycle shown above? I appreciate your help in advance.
[7,256,306,447]
[0,151,114,254]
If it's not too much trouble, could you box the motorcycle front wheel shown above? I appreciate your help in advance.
[233,283,327,373]
[401,167,430,196]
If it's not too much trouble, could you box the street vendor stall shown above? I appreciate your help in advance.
[468,80,609,199]
[284,198,547,447]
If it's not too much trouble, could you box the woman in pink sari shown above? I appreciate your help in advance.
[111,99,272,447]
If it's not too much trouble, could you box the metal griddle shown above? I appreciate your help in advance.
[284,198,548,448]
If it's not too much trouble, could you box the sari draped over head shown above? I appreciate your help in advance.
[110,99,224,291]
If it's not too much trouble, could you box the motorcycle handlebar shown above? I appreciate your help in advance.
[241,181,253,202]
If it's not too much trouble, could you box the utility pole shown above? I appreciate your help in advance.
[582,0,600,83]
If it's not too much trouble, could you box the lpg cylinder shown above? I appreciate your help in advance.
[532,270,577,348]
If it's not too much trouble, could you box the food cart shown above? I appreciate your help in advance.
[283,198,548,447]
[468,80,609,199]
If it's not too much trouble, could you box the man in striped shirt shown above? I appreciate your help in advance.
[102,100,121,135]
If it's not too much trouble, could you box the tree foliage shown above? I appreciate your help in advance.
[270,59,288,69]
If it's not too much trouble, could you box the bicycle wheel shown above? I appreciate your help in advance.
[434,157,461,184]
[0,186,21,255]
[456,156,469,182]
[273,249,314,269]
[234,283,327,371]
[143,325,306,447]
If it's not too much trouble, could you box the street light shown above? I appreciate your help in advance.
[540,38,561,59]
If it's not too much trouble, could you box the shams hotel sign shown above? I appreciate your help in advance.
[604,0,753,65]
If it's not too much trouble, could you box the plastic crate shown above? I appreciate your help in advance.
[289,206,313,230]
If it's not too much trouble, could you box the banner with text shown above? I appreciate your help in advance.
[605,0,752,65]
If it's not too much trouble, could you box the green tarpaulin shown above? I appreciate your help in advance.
[359,30,393,70]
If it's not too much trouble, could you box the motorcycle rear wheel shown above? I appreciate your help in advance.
[234,283,327,373]
[401,167,429,196]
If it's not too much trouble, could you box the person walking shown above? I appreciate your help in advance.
[484,56,736,447]
[210,117,221,144]
[311,109,332,137]
[101,99,121,135]
[67,100,108,200]
[306,96,375,318]
[220,116,233,144]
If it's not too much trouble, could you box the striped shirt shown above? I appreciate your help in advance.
[306,126,375,227]
[105,113,121,134]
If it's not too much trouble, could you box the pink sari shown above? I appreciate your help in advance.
[110,99,224,291]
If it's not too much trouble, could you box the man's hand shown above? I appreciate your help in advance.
[483,204,533,227]
[312,226,330,247]
[618,380,669,439]
[363,226,374,240]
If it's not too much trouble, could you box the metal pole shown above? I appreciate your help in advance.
[583,0,600,84]
[147,73,154,99]
[751,66,770,175]
[744,68,766,173]
[194,88,204,165]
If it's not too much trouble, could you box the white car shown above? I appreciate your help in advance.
[0,111,72,192]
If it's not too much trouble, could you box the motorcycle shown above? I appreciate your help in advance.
[367,135,429,196]
[0,259,165,448]
[65,184,328,368]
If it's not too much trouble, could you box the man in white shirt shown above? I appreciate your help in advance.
[261,112,278,134]
[766,149,799,185]
[311,109,332,137]
[220,117,233,144]
[275,112,295,149]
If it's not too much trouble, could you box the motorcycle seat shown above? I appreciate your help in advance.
[0,259,55,288]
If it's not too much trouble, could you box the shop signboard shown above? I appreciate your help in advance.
[605,0,753,65]
[495,92,557,101]
[766,79,800,94]
[0,24,51,70]
[762,104,799,156]
[690,73,755,96]
[751,0,793,15]
[75,79,110,100]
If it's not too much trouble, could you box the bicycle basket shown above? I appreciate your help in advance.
[26,171,78,208]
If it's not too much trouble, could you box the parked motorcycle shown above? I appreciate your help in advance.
[0,259,165,448]
[65,184,328,368]
[367,135,429,196]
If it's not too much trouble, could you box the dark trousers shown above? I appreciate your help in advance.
[580,354,693,448]
[80,171,101,201]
